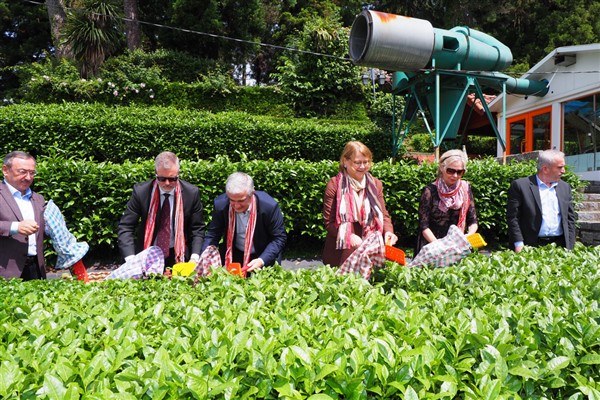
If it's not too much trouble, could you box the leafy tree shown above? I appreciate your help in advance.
[62,0,124,78]
[0,0,52,95]
[273,15,365,117]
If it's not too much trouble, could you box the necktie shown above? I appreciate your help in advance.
[156,193,171,257]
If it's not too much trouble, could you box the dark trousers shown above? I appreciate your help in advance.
[21,256,42,281]
[231,246,257,265]
[164,248,176,271]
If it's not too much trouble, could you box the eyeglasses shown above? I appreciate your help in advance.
[446,168,465,176]
[156,176,179,183]
[352,161,370,167]
[12,169,37,177]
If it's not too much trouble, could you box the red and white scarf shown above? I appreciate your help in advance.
[335,172,384,250]
[436,178,470,231]
[143,181,186,263]
[225,194,257,269]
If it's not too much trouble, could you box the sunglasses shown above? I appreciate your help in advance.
[156,176,179,183]
[446,168,465,176]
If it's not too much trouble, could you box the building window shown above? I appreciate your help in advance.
[506,107,552,154]
[563,94,599,157]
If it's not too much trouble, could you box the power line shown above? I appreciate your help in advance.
[22,0,351,62]
[20,0,600,75]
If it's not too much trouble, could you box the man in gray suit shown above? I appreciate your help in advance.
[506,149,576,252]
[0,151,46,280]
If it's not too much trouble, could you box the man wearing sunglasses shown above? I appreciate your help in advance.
[1,151,46,280]
[118,152,206,268]
[507,149,576,252]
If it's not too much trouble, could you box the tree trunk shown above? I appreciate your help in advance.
[124,0,140,51]
[46,0,71,58]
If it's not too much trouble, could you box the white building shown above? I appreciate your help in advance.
[490,44,600,180]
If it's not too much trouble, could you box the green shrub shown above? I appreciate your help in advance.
[0,103,384,162]
[466,135,498,156]
[408,133,434,153]
[2,245,599,397]
[9,57,295,116]
[32,156,584,262]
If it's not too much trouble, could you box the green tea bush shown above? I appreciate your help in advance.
[32,156,584,261]
[1,245,599,398]
[0,103,384,163]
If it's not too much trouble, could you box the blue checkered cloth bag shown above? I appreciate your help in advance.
[105,246,165,280]
[44,200,89,269]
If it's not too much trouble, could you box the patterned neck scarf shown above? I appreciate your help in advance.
[225,194,257,269]
[335,171,384,249]
[435,178,470,231]
[143,181,186,263]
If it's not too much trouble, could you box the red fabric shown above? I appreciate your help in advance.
[436,179,470,231]
[225,195,257,269]
[143,181,186,263]
[334,172,384,250]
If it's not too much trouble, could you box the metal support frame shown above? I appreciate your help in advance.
[390,68,508,160]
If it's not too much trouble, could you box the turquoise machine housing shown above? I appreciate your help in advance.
[349,10,549,156]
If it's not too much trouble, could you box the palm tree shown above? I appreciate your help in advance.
[62,0,124,78]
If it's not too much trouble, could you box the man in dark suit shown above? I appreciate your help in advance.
[1,151,46,280]
[118,152,205,267]
[507,149,576,252]
[202,172,287,273]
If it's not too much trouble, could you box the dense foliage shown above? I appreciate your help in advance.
[1,245,599,398]
[31,156,584,262]
[0,103,384,163]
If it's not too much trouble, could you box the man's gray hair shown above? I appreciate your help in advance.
[3,151,35,168]
[537,149,564,171]
[226,172,255,195]
[155,151,180,171]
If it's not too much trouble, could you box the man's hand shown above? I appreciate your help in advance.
[18,220,39,236]
[515,245,524,253]
[244,258,265,273]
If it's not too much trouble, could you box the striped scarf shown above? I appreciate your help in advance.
[143,181,186,263]
[436,178,470,231]
[335,171,384,250]
[225,194,257,269]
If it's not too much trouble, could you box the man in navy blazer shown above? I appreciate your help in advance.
[202,172,287,272]
[1,151,46,279]
[506,149,576,252]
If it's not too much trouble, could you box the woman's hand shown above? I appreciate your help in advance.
[467,224,478,236]
[350,234,363,248]
[384,232,398,246]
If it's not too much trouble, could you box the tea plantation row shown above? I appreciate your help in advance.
[1,245,599,398]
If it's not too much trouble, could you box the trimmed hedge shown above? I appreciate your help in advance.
[0,103,388,163]
[32,156,585,263]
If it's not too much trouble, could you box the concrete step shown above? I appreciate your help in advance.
[577,211,600,222]
[578,220,600,246]
[578,221,600,231]
[577,201,600,212]
[584,181,600,194]
[581,193,600,202]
